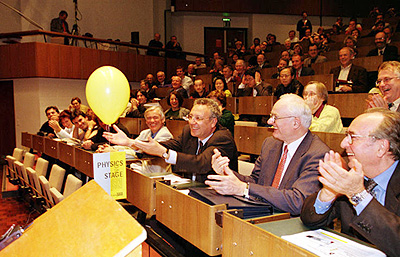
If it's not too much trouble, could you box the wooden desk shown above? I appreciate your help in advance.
[21,132,32,148]
[58,142,75,167]
[238,96,275,115]
[156,181,227,256]
[32,134,45,153]
[312,55,383,74]
[234,126,346,155]
[74,147,94,177]
[222,213,317,257]
[328,93,368,118]
[264,74,334,92]
[44,138,59,159]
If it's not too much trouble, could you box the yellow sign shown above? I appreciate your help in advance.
[93,152,126,199]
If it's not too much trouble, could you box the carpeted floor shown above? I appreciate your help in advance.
[0,167,41,235]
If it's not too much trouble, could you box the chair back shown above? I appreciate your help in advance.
[50,188,64,204]
[35,158,49,177]
[23,152,36,168]
[39,176,54,207]
[63,175,83,198]
[27,167,41,197]
[48,164,66,192]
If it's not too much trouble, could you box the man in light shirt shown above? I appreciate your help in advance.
[330,47,368,92]
[301,108,400,257]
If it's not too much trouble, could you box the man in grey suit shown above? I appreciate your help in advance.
[301,108,400,257]
[206,94,330,216]
[368,61,400,112]
[304,44,328,68]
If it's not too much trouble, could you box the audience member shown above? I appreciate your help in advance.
[297,11,312,39]
[212,77,232,97]
[367,61,400,112]
[292,54,315,78]
[383,26,393,44]
[365,21,385,37]
[232,59,246,84]
[275,67,304,99]
[351,28,360,39]
[256,54,270,69]
[301,108,400,257]
[168,76,189,98]
[210,59,224,79]
[249,37,261,53]
[176,66,193,96]
[237,69,272,97]
[271,58,288,79]
[155,71,171,88]
[303,82,344,133]
[83,119,129,151]
[208,90,235,136]
[140,79,156,100]
[98,106,173,155]
[126,90,149,118]
[145,73,157,88]
[303,44,328,68]
[105,98,238,183]
[49,110,82,139]
[164,91,190,120]
[334,17,344,33]
[207,94,329,216]
[287,30,299,43]
[330,47,368,92]
[38,106,60,138]
[50,10,70,45]
[191,79,208,99]
[194,57,206,69]
[293,44,303,56]
[222,65,235,83]
[69,97,89,114]
[187,64,196,81]
[367,32,399,62]
[283,39,294,56]
[71,111,99,141]
[165,35,183,59]
[343,35,358,56]
[345,18,362,35]
[300,28,312,45]
[147,33,163,56]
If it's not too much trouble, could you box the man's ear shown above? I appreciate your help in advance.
[211,117,218,128]
[377,139,390,158]
[293,117,301,129]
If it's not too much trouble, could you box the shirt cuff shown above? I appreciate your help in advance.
[354,193,373,215]
[238,83,246,89]
[165,149,177,165]
[314,190,334,214]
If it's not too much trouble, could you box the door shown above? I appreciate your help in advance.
[0,81,16,155]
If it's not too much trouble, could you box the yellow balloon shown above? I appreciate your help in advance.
[86,66,130,125]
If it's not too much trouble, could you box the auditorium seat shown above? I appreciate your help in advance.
[26,167,44,201]
[39,176,54,208]
[35,157,49,177]
[50,174,82,204]
[47,164,66,192]
[23,152,36,169]
[5,148,24,182]
[14,161,29,189]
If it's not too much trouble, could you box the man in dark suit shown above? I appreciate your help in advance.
[330,47,368,92]
[367,32,399,62]
[237,69,273,97]
[274,67,304,99]
[206,94,330,216]
[105,98,238,183]
[301,108,400,257]
[292,54,315,78]
[367,61,400,112]
[50,10,70,45]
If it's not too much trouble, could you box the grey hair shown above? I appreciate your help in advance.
[144,105,165,121]
[365,108,400,160]
[193,98,221,121]
[278,94,312,128]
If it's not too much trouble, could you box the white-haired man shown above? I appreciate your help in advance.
[206,94,330,216]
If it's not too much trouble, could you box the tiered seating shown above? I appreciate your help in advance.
[5,147,24,184]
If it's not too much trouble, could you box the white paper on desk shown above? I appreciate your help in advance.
[281,229,386,257]
[150,173,191,185]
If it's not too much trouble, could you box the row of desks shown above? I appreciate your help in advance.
[20,132,358,256]
[150,93,368,118]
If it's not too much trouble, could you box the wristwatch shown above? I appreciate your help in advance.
[243,182,250,199]
[349,190,369,206]
[162,149,169,160]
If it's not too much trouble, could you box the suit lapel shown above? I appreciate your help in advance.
[261,141,283,186]
[279,131,312,188]
[385,162,400,214]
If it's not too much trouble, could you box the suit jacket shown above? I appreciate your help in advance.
[304,55,328,68]
[50,17,70,33]
[90,123,130,151]
[136,126,173,142]
[274,79,304,99]
[301,162,400,257]
[234,131,330,215]
[330,64,368,93]
[237,82,273,97]
[367,45,399,62]
[299,67,315,77]
[161,124,238,183]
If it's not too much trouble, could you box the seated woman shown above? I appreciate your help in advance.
[208,90,235,136]
[164,91,190,120]
[126,90,149,118]
[49,110,82,139]
[99,106,173,159]
[211,77,232,97]
[303,81,344,133]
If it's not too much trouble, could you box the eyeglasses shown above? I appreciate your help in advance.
[269,114,295,123]
[375,77,399,86]
[188,114,211,123]
[345,132,375,145]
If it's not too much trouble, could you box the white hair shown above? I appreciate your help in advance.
[278,94,312,128]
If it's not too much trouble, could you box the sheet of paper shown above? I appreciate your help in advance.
[282,229,386,257]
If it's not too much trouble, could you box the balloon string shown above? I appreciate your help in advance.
[106,124,111,145]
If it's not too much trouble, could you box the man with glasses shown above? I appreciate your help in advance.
[367,32,399,62]
[104,98,237,183]
[206,94,329,216]
[274,67,304,99]
[368,61,400,112]
[301,108,400,257]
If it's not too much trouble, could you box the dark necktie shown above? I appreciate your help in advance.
[197,141,205,155]
[272,146,288,188]
[388,102,394,110]
[379,50,384,56]
[364,178,378,197]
